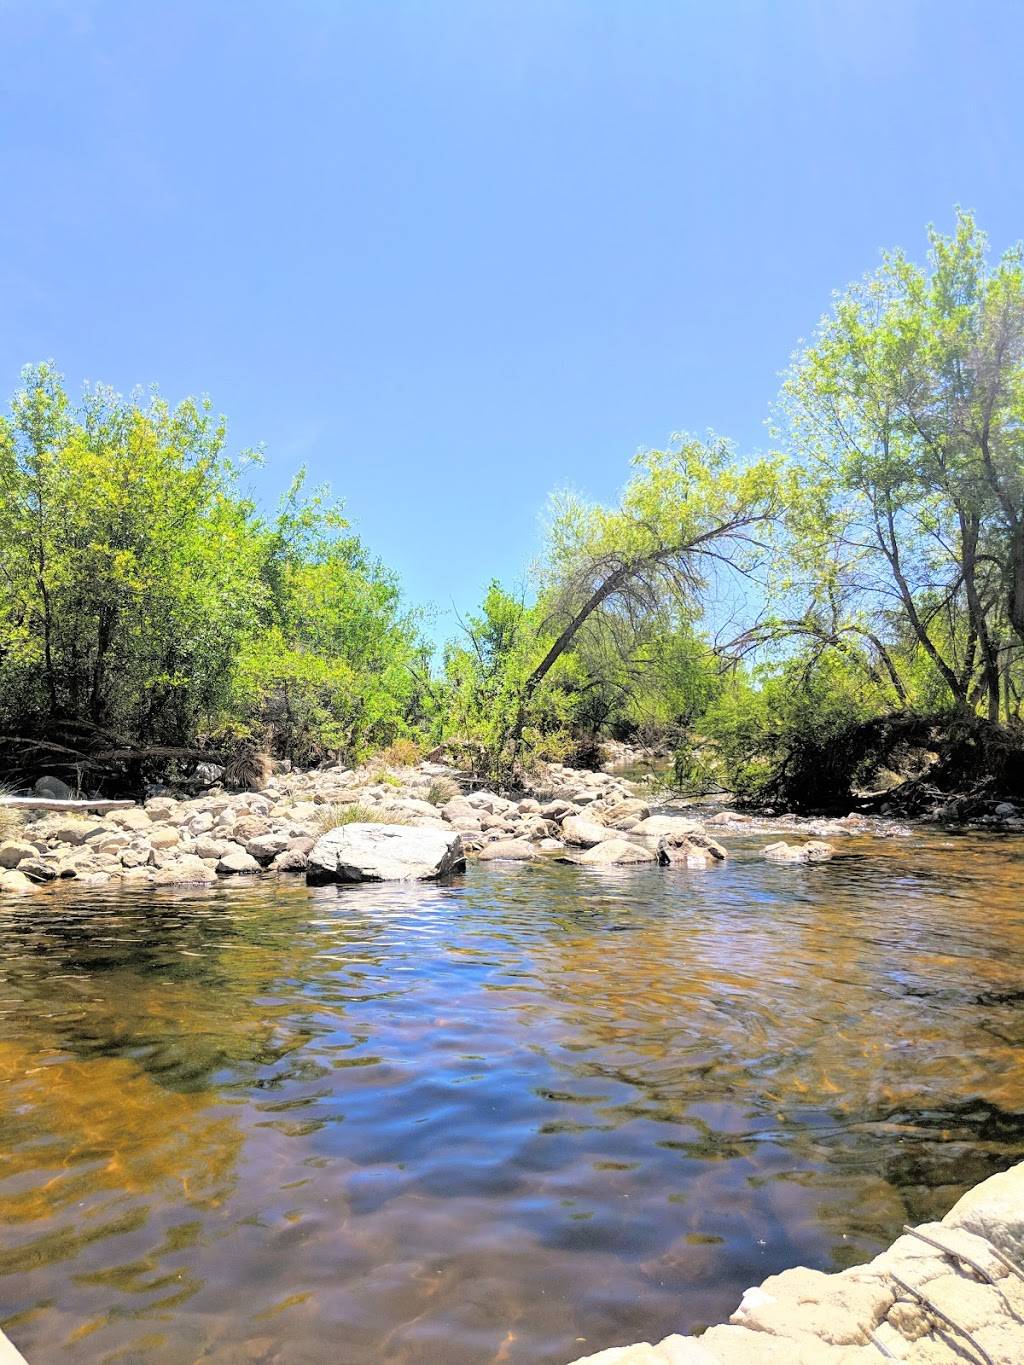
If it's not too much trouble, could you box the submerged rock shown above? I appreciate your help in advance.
[570,1160,1024,1364]
[306,824,465,884]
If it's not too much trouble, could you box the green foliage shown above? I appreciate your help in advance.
[702,652,892,807]
[373,738,422,769]
[780,210,1024,724]
[0,364,264,760]
[435,437,782,781]
[6,213,1021,808]
[0,366,424,785]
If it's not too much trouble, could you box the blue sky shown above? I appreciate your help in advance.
[2,1,1022,642]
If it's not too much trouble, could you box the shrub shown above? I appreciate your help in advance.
[561,736,609,771]
[426,777,460,806]
[314,803,413,834]
[375,738,422,768]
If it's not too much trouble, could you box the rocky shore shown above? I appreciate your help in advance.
[568,1160,1024,1364]
[0,758,859,895]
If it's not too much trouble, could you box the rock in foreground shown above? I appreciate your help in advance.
[306,824,465,885]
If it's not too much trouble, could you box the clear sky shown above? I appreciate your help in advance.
[2,1,1022,641]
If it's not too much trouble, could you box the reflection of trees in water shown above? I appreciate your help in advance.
[0,881,411,1354]
[0,882,396,1093]
[0,1041,243,1233]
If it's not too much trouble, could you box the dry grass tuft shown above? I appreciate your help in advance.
[427,777,460,806]
[315,803,414,835]
[0,783,25,841]
[374,738,422,769]
[224,745,272,791]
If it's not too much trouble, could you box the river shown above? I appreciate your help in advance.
[2,827,1023,1362]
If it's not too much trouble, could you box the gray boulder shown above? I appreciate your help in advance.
[564,838,657,866]
[271,848,309,873]
[632,815,705,838]
[0,840,38,869]
[658,831,728,867]
[306,824,465,884]
[245,832,290,863]
[0,868,38,894]
[42,819,104,845]
[762,840,835,863]
[561,815,613,848]
[154,856,218,886]
[34,775,73,800]
[477,839,538,862]
[18,858,59,883]
[217,848,262,875]
[601,798,651,828]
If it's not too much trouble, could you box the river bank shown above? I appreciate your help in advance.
[569,1159,1024,1363]
[5,754,1021,899]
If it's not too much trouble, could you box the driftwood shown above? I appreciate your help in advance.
[0,797,135,813]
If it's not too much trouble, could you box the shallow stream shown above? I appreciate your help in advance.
[2,828,1024,1362]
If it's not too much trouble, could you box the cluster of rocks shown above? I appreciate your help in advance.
[569,1159,1024,1364]
[0,759,848,896]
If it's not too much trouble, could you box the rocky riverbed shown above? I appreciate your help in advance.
[0,759,869,896]
[568,1159,1024,1364]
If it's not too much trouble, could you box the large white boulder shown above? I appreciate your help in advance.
[306,824,465,884]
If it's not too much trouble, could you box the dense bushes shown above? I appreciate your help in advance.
[0,365,423,790]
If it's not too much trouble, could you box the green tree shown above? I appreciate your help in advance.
[0,363,266,777]
[0,366,425,787]
[781,211,1024,723]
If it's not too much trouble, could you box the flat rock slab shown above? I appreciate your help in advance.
[633,815,707,838]
[306,824,465,884]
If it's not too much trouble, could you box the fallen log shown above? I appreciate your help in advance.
[0,797,135,813]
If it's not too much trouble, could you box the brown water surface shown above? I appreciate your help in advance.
[2,830,1024,1363]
